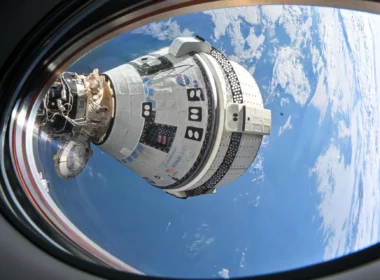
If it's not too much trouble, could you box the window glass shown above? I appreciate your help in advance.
[29,5,380,278]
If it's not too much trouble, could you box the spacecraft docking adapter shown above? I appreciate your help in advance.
[38,36,271,199]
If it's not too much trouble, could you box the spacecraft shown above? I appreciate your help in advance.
[38,36,271,199]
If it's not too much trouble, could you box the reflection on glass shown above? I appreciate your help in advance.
[32,5,380,278]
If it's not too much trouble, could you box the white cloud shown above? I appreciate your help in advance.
[204,6,315,106]
[278,116,292,136]
[271,46,311,106]
[203,5,380,260]
[205,5,380,261]
[261,5,283,23]
[203,7,264,73]
[131,19,193,41]
[187,235,215,259]
[218,268,230,279]
[164,222,171,234]
[246,32,265,59]
[280,97,290,107]
[264,7,313,105]
[96,171,107,188]
[278,6,312,48]
[227,54,242,64]
[249,153,264,183]
[85,165,94,178]
[308,8,380,260]
[310,67,328,125]
[187,223,215,258]
[203,7,260,41]
[310,145,354,258]
[310,79,380,260]
[253,196,260,208]
[338,120,350,139]
[310,8,357,120]
[233,193,242,202]
[310,127,380,259]
[311,43,322,73]
[261,135,269,149]
[240,251,246,268]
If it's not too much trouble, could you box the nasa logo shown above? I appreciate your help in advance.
[176,74,190,86]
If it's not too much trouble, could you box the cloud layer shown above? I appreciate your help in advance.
[204,5,380,262]
[132,19,193,41]
[218,268,230,279]
[278,116,292,136]
[187,223,215,259]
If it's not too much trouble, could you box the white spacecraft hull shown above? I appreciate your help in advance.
[40,36,271,199]
[98,37,271,198]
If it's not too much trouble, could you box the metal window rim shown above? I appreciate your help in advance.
[1,0,380,279]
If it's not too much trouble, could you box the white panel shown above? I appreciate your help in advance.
[128,162,176,187]
[162,51,270,193]
[187,133,231,190]
[216,169,246,187]
[187,170,216,188]
[154,84,183,126]
[98,41,271,195]
[122,107,144,147]
[155,109,185,126]
[245,106,271,135]
[159,139,199,180]
[230,61,263,107]
[230,134,262,169]
[126,144,167,168]
[225,103,271,136]
[187,133,262,190]
[171,53,226,192]
[208,134,231,169]
[107,108,129,154]
[125,144,176,187]
[225,103,243,132]
[104,50,215,191]
[165,190,187,198]
[169,37,212,57]
[100,65,145,159]
[152,56,208,129]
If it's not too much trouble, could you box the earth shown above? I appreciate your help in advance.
[38,5,380,279]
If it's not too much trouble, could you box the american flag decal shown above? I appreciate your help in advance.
[155,125,174,145]
[140,115,177,153]
[156,135,168,145]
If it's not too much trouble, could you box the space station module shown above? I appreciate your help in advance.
[41,36,271,199]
